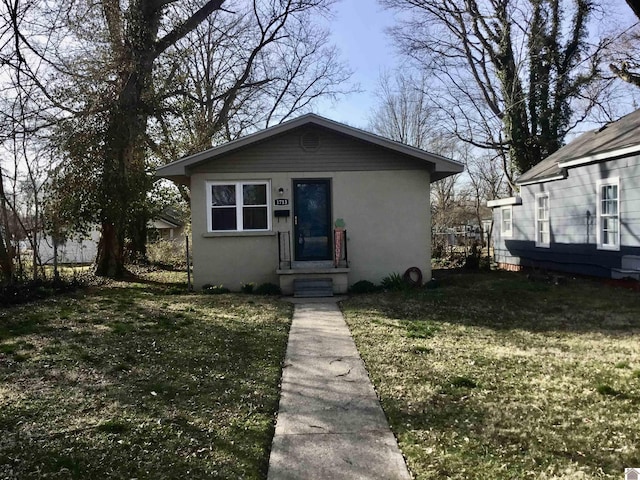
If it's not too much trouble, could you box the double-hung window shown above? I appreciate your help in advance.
[501,206,513,237]
[535,193,550,247]
[207,181,270,232]
[597,178,620,250]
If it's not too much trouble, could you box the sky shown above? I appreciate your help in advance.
[314,2,398,129]
[313,0,640,134]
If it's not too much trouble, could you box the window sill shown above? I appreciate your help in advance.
[202,231,276,238]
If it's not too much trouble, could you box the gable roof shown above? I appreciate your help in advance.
[156,113,463,184]
[517,108,640,185]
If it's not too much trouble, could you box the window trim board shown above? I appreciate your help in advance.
[206,180,272,233]
[535,192,550,248]
[596,177,620,251]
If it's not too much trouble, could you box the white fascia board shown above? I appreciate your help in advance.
[517,174,566,186]
[487,196,522,208]
[557,144,640,168]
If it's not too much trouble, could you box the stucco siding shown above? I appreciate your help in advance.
[493,155,640,276]
[188,126,429,174]
[191,169,431,290]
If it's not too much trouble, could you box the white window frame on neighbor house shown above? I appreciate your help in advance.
[500,206,513,237]
[206,180,271,233]
[597,177,620,251]
[535,192,550,247]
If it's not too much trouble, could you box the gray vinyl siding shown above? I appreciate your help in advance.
[493,155,640,277]
[188,126,431,174]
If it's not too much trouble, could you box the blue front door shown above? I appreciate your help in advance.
[293,179,332,261]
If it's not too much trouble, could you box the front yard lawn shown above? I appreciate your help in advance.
[0,271,292,479]
[342,271,640,479]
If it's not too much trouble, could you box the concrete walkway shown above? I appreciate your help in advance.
[267,300,411,480]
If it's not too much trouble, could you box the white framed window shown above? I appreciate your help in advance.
[535,193,550,247]
[597,177,620,250]
[501,206,513,237]
[206,181,271,232]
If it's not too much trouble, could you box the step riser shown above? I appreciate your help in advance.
[293,278,334,297]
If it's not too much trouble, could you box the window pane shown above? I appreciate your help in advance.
[212,207,237,230]
[243,184,266,205]
[211,185,236,206]
[243,207,267,230]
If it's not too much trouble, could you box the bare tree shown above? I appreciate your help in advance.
[9,0,346,277]
[152,3,352,160]
[369,72,437,149]
[608,1,640,88]
[381,0,612,187]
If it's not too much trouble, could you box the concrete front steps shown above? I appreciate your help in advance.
[612,255,640,281]
[277,262,349,296]
[293,278,334,298]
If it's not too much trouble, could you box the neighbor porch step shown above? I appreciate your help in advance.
[293,278,334,298]
[611,268,640,281]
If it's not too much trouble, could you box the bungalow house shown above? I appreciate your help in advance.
[488,108,640,280]
[148,207,186,242]
[156,114,463,295]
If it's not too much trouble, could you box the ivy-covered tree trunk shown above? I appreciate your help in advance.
[94,0,225,277]
[94,2,154,277]
[383,0,601,182]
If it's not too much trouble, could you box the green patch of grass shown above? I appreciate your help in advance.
[342,270,640,479]
[403,320,439,339]
[596,384,621,396]
[0,270,292,479]
[0,342,17,354]
[449,375,478,389]
[96,419,130,434]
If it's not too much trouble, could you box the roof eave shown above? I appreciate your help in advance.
[556,143,640,169]
[487,196,523,208]
[155,113,464,177]
[516,172,567,187]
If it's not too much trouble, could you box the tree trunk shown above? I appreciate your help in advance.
[95,222,125,277]
[127,213,148,262]
[0,179,14,284]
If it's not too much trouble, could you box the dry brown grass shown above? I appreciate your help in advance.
[0,270,292,479]
[342,270,640,479]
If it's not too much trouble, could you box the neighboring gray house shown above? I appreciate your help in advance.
[148,208,186,242]
[156,114,463,295]
[488,109,640,280]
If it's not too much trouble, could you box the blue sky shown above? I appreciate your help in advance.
[315,2,398,129]
[314,0,639,133]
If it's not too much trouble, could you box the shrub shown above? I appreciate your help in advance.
[349,280,379,294]
[241,282,255,294]
[202,284,230,295]
[0,274,94,307]
[147,239,186,270]
[254,282,281,295]
[381,272,408,291]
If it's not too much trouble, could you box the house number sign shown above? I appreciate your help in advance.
[275,199,289,206]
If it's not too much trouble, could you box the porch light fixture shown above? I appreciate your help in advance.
[278,187,284,196]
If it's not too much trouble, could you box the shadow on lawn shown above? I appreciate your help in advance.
[0,289,291,479]
[355,270,640,335]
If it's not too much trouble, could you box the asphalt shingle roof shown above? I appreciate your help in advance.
[516,108,640,185]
